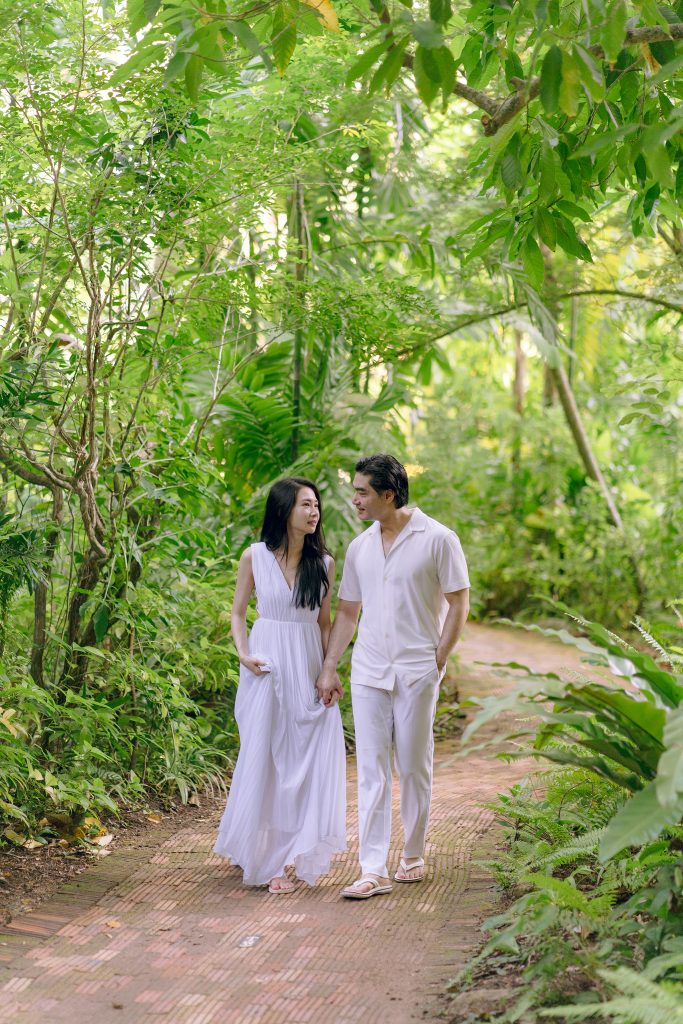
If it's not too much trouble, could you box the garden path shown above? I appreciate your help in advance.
[0,623,595,1023]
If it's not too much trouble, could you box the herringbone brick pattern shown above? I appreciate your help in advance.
[0,625,584,1023]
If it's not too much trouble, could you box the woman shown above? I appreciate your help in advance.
[214,477,346,893]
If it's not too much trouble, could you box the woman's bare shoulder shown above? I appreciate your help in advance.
[240,544,257,566]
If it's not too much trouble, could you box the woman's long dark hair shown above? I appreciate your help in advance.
[260,477,330,610]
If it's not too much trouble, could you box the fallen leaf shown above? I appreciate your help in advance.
[3,828,26,845]
[23,839,42,850]
[105,920,122,928]
[91,833,113,847]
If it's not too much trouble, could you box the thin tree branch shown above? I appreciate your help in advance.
[391,287,683,361]
[479,24,683,136]
[396,21,683,134]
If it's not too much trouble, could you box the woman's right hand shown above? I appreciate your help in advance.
[239,655,271,676]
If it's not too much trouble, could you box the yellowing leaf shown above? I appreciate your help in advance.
[299,0,339,31]
[640,42,660,72]
[0,707,21,737]
[272,5,297,75]
[91,833,114,847]
[3,827,26,845]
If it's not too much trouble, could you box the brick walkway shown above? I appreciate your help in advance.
[0,625,587,1023]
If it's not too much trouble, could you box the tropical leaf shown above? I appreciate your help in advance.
[599,781,683,861]
[272,3,298,76]
[299,0,339,31]
[656,704,683,807]
[540,45,562,113]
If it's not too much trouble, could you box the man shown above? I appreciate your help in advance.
[316,454,470,899]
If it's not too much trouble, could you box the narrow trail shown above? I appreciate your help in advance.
[0,624,593,1024]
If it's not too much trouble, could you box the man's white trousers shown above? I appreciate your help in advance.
[351,671,441,879]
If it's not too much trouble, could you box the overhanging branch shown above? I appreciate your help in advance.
[399,22,683,135]
[391,287,683,361]
[480,23,683,135]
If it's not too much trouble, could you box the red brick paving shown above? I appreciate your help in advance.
[0,625,588,1023]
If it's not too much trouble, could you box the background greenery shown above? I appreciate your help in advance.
[0,0,681,1016]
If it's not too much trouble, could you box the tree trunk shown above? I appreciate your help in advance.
[540,246,646,607]
[511,329,525,515]
[30,488,63,687]
[549,361,647,604]
[289,180,306,462]
[542,364,554,406]
[58,545,107,690]
[247,229,259,348]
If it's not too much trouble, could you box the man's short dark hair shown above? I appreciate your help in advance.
[355,454,409,509]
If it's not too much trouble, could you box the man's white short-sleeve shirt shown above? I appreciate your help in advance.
[338,507,470,691]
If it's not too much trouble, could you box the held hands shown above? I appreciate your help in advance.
[315,668,344,708]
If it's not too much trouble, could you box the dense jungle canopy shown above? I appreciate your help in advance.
[1,1,682,1017]
[0,0,681,844]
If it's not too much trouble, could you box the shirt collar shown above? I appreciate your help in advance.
[407,507,427,532]
[367,507,426,534]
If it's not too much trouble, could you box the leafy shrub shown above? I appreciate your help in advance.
[454,608,683,1020]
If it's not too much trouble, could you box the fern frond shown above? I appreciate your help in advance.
[562,610,633,652]
[541,966,683,1022]
[532,828,605,870]
[644,948,683,981]
[522,873,617,917]
[632,616,675,668]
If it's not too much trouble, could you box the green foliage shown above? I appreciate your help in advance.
[456,612,683,1021]
[463,609,683,859]
[541,965,683,1022]
[0,0,680,871]
[132,0,683,261]
[457,764,683,1020]
[0,563,236,832]
[411,356,680,630]
[0,514,44,652]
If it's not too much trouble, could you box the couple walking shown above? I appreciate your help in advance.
[214,454,470,897]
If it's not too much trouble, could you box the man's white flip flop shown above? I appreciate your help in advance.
[341,875,393,899]
[394,857,425,883]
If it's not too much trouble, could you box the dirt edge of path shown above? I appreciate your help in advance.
[0,796,226,963]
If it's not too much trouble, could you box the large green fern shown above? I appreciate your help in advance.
[540,966,683,1022]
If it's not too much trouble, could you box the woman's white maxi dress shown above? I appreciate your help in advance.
[214,542,346,885]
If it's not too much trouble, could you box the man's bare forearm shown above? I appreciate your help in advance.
[321,603,360,673]
[436,590,469,668]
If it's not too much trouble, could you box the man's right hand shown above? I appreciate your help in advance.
[316,668,343,707]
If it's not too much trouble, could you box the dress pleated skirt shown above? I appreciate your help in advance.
[214,545,346,886]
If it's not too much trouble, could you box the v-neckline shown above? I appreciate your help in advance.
[269,546,296,593]
[379,513,413,560]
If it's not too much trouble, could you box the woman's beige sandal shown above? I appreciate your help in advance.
[268,877,296,894]
[394,857,425,883]
[341,875,393,899]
